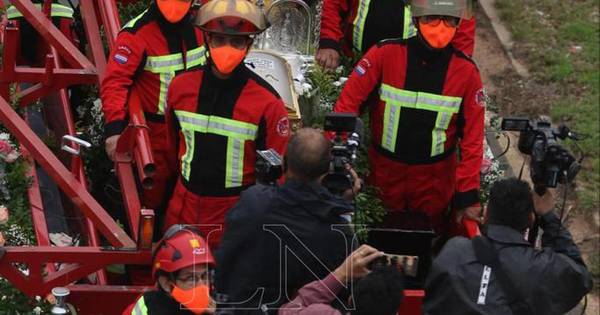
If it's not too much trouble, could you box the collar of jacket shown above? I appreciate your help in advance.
[277,179,354,221]
[483,224,531,246]
[410,35,453,65]
[143,289,196,315]
[204,62,249,87]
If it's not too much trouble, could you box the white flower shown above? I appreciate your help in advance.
[33,306,41,314]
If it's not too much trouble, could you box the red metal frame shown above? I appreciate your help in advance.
[0,1,485,313]
[0,1,156,313]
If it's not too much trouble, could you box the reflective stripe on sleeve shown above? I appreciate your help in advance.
[6,4,74,20]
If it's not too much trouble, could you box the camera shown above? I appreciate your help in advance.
[255,149,283,186]
[321,113,361,196]
[501,117,581,194]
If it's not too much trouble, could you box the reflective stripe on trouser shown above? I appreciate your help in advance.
[379,84,462,156]
[6,4,74,19]
[144,46,207,115]
[174,110,258,188]
[132,296,148,315]
[352,2,416,51]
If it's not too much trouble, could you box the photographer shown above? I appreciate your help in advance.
[279,245,404,315]
[215,128,361,314]
[424,178,593,315]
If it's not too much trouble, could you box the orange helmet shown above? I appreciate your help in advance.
[152,225,215,279]
[196,0,269,35]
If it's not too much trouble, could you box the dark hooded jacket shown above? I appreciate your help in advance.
[215,181,355,314]
[424,212,593,315]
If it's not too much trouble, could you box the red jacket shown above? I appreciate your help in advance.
[165,65,290,197]
[100,4,205,137]
[319,0,476,57]
[334,37,485,209]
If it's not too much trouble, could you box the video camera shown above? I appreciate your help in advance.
[501,117,581,194]
[322,113,361,196]
[255,149,284,186]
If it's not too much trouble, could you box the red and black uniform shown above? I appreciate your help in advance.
[165,65,290,249]
[100,3,205,212]
[334,37,485,233]
[319,0,476,57]
[5,0,78,66]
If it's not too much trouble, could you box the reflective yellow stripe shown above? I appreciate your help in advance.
[147,47,206,115]
[132,296,148,315]
[122,10,147,29]
[225,138,245,188]
[6,4,74,19]
[353,2,416,52]
[403,6,417,39]
[379,84,462,156]
[144,46,207,73]
[157,72,173,115]
[352,0,372,52]
[175,110,258,186]
[432,112,453,156]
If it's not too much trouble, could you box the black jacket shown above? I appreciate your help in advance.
[424,212,593,315]
[214,181,355,314]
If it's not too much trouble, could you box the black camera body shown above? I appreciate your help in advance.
[501,117,580,194]
[255,149,283,186]
[322,113,361,196]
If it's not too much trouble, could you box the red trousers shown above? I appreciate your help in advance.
[140,121,174,212]
[368,147,457,234]
[164,180,240,250]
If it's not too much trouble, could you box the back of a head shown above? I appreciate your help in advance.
[285,128,331,182]
[352,266,404,315]
[487,178,534,231]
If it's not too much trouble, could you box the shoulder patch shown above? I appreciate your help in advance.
[475,88,488,108]
[276,117,290,137]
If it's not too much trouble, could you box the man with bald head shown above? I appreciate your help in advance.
[215,128,360,314]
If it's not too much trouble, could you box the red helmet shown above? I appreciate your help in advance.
[152,225,215,279]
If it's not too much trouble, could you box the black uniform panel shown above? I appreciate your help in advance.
[362,0,408,51]
[395,108,437,158]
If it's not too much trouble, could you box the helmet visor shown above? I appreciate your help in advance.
[410,0,473,20]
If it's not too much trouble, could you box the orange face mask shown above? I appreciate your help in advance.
[171,284,211,314]
[209,45,248,75]
[157,0,192,23]
[418,20,457,49]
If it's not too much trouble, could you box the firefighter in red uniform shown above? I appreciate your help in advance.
[333,0,484,234]
[101,0,206,217]
[164,0,290,249]
[4,0,77,66]
[316,0,477,70]
[122,225,216,314]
